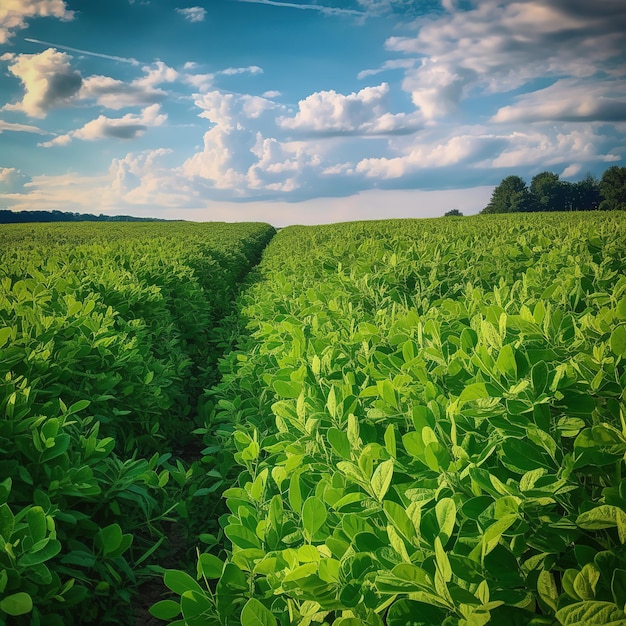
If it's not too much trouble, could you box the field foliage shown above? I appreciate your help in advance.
[162,213,626,625]
[0,221,275,624]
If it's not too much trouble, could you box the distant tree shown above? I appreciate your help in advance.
[599,165,626,211]
[570,174,601,211]
[444,209,463,217]
[482,175,534,213]
[530,171,570,211]
[0,209,167,223]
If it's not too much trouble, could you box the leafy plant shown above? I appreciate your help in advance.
[164,213,626,625]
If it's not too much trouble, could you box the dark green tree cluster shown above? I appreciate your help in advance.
[0,209,167,223]
[482,165,626,214]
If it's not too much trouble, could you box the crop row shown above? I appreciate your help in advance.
[0,222,275,624]
[161,213,626,625]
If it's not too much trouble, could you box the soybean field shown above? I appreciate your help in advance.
[2,213,626,626]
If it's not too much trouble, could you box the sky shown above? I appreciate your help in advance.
[0,0,625,226]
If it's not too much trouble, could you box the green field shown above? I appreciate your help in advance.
[1,214,626,625]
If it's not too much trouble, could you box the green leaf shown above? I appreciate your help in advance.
[198,553,224,579]
[0,592,33,616]
[240,598,277,626]
[434,536,452,583]
[537,570,558,612]
[67,399,91,415]
[573,564,600,601]
[328,427,351,459]
[95,523,123,556]
[610,325,626,357]
[0,503,15,537]
[387,599,445,626]
[577,505,626,544]
[150,600,181,620]
[617,296,626,320]
[402,431,425,459]
[481,514,517,556]
[27,506,47,544]
[384,501,415,541]
[0,327,12,349]
[164,569,204,596]
[289,473,303,513]
[435,498,456,545]
[384,423,396,458]
[60,551,97,568]
[272,379,302,399]
[18,539,61,566]
[531,361,549,395]
[496,344,517,378]
[500,438,551,473]
[181,590,213,620]
[302,496,327,540]
[555,601,626,625]
[225,524,262,549]
[611,569,626,607]
[379,379,398,409]
[370,459,394,502]
[459,383,489,404]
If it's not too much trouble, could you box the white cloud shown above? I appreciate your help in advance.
[357,58,418,80]
[182,65,263,93]
[353,123,620,181]
[23,38,140,65]
[0,119,48,134]
[0,167,31,193]
[181,90,323,195]
[561,163,582,178]
[386,0,626,120]
[0,172,110,212]
[492,79,626,123]
[278,83,421,136]
[489,127,620,168]
[1,168,495,224]
[262,90,282,98]
[80,62,178,109]
[40,104,167,146]
[2,48,82,117]
[0,0,74,44]
[176,7,206,22]
[235,0,364,17]
[220,66,262,76]
[355,131,505,179]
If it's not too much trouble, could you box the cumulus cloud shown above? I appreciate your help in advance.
[0,167,31,193]
[352,123,620,182]
[386,0,626,120]
[355,131,506,179]
[492,79,626,123]
[80,62,178,109]
[176,6,206,22]
[40,104,167,146]
[108,149,197,207]
[489,127,620,168]
[278,83,421,136]
[0,0,74,44]
[2,48,82,117]
[181,90,324,195]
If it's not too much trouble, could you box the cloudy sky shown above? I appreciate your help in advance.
[1,0,625,225]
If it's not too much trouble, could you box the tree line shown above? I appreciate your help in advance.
[482,165,626,214]
[0,209,167,223]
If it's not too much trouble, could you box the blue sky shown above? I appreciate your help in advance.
[1,0,625,225]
